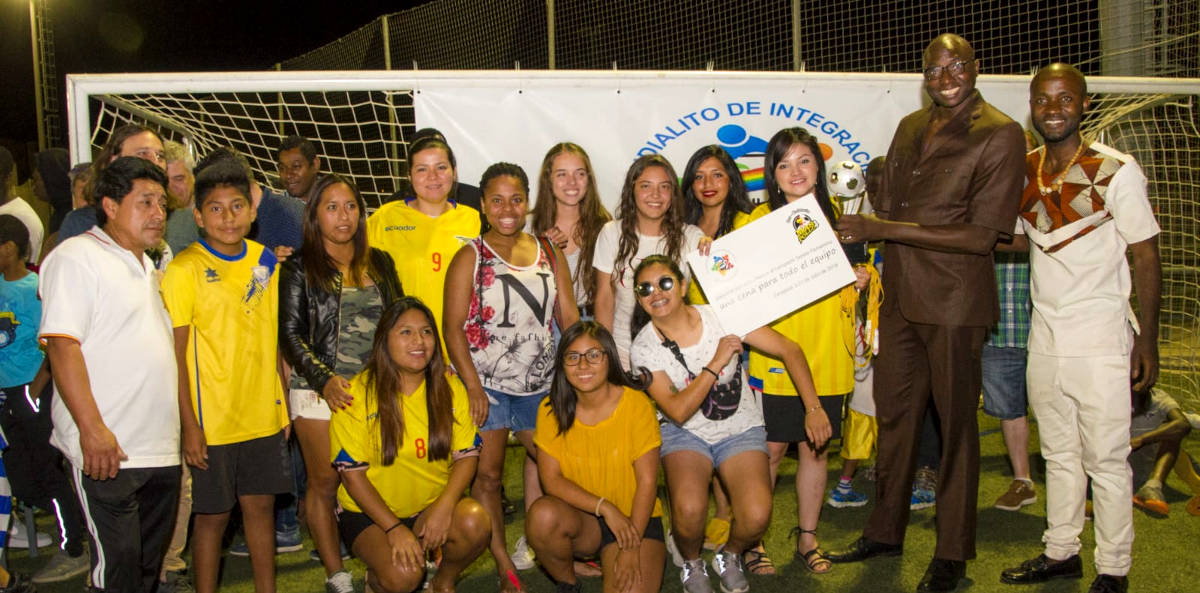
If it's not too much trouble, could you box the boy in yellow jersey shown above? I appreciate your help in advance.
[161,160,291,593]
[367,197,480,342]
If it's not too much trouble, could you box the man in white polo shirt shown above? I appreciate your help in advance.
[39,156,182,593]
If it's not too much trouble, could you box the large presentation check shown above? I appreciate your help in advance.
[686,195,856,337]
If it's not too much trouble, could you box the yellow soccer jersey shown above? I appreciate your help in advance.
[687,211,752,305]
[367,200,480,330]
[746,204,853,397]
[161,239,289,446]
[332,372,479,518]
[535,388,663,518]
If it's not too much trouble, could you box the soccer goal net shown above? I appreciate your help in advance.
[67,71,1200,405]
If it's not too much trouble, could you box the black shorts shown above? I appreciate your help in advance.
[598,516,665,549]
[191,430,293,514]
[337,508,417,550]
[761,393,845,445]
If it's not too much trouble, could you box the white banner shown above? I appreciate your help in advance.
[414,74,1033,212]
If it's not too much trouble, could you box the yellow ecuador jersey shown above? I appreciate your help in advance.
[332,372,479,518]
[367,200,480,330]
[534,388,663,518]
[745,204,853,396]
[161,239,289,446]
[687,211,752,305]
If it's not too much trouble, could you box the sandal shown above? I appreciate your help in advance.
[790,527,832,574]
[500,569,526,593]
[742,543,776,576]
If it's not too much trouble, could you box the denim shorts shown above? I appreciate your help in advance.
[480,387,548,433]
[981,345,1029,420]
[659,422,767,468]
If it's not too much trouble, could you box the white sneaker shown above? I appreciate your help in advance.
[512,535,536,570]
[711,546,749,593]
[680,557,713,593]
[8,521,53,549]
[324,570,354,593]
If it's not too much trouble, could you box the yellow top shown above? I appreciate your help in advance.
[745,204,854,396]
[331,372,478,517]
[161,240,288,446]
[366,200,480,329]
[534,388,663,517]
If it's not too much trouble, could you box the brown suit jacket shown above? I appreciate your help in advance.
[875,91,1026,327]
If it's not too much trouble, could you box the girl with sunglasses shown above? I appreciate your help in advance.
[525,321,665,593]
[629,255,830,593]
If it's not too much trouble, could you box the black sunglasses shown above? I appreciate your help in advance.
[635,275,676,297]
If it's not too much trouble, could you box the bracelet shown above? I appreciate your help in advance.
[807,404,822,413]
[384,520,404,534]
[701,367,719,380]
[594,497,606,517]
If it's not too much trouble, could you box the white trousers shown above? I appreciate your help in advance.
[1026,352,1133,576]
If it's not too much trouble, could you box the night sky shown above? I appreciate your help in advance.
[1,0,422,165]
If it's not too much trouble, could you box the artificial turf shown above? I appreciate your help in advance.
[9,409,1200,592]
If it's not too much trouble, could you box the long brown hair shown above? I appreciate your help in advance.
[362,297,456,464]
[612,155,686,286]
[531,143,611,304]
[763,127,837,224]
[301,174,370,292]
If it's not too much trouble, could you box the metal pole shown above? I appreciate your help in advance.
[547,0,556,70]
[29,0,46,151]
[791,0,802,72]
[1099,0,1150,75]
[382,15,400,179]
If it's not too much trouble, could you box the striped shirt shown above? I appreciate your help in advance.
[987,251,1031,348]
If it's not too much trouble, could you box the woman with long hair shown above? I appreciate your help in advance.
[530,143,612,318]
[279,174,404,592]
[330,297,490,593]
[678,144,763,569]
[629,254,830,593]
[443,163,579,593]
[367,136,481,335]
[749,127,854,574]
[592,154,707,370]
[525,321,665,593]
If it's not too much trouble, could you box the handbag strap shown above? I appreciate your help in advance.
[654,326,696,381]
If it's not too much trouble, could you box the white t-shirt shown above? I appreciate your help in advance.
[0,197,44,264]
[38,228,181,469]
[592,220,705,369]
[630,305,763,444]
[1018,143,1160,357]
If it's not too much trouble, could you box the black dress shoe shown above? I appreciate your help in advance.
[1088,574,1128,593]
[826,536,903,563]
[1000,553,1083,584]
[917,558,966,592]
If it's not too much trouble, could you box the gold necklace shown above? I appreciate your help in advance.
[1036,139,1089,196]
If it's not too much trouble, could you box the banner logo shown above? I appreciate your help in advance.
[792,210,819,244]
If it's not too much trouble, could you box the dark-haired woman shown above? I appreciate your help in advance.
[525,321,665,593]
[592,155,707,371]
[630,255,830,593]
[748,127,854,573]
[330,297,490,593]
[678,144,762,568]
[280,174,404,591]
[444,163,579,593]
[367,136,481,340]
[530,143,612,318]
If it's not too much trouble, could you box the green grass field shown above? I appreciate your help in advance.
[10,410,1200,593]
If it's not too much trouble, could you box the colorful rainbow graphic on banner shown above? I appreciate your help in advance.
[738,164,765,192]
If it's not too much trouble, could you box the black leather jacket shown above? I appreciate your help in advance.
[280,248,404,394]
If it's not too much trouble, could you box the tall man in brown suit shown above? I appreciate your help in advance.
[828,34,1026,593]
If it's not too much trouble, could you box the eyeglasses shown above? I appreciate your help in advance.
[923,59,972,80]
[564,348,606,366]
[635,275,675,297]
